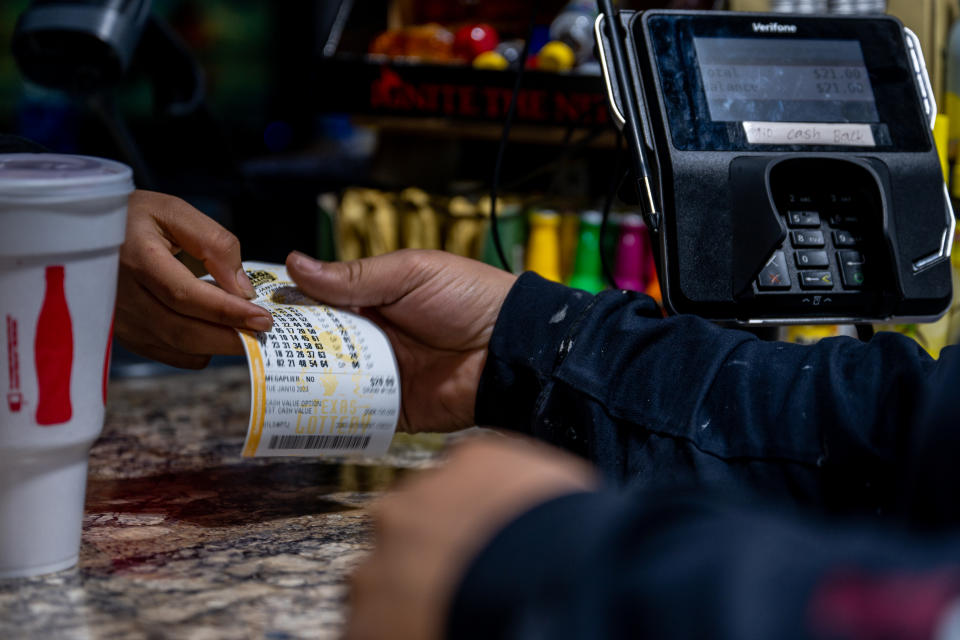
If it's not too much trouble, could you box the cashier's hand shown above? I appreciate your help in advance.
[116,190,273,369]
[346,435,598,640]
[286,249,516,433]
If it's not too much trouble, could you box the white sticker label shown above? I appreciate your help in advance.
[221,262,400,458]
[743,122,876,147]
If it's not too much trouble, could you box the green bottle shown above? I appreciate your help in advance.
[567,210,607,294]
[481,201,526,273]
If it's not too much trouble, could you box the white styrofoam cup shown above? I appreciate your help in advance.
[0,153,133,578]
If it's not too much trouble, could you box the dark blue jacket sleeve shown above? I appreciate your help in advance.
[475,273,952,515]
[455,274,960,640]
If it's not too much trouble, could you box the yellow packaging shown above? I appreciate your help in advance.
[781,325,856,345]
[934,114,950,182]
[525,210,563,282]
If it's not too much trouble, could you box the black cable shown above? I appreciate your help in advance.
[499,124,608,193]
[600,131,627,289]
[86,92,156,190]
[598,0,659,229]
[855,323,875,342]
[489,1,538,273]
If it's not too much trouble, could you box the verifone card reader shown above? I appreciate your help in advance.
[596,9,955,324]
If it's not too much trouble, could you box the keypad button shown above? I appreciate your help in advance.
[799,270,834,289]
[838,250,865,289]
[787,211,821,227]
[833,230,859,247]
[757,251,791,290]
[790,230,825,247]
[828,193,856,207]
[829,213,861,228]
[795,250,829,268]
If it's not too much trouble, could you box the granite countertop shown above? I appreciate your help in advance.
[0,365,447,640]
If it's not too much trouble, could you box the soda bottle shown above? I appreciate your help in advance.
[613,214,649,291]
[525,210,563,282]
[568,211,607,293]
[559,211,580,282]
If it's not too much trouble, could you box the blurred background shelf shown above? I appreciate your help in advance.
[5,0,958,375]
[351,114,619,146]
[316,56,610,131]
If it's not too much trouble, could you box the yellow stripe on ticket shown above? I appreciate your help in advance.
[241,331,266,457]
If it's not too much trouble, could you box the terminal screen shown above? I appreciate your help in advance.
[693,37,880,123]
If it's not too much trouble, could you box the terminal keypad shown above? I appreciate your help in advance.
[790,230,824,247]
[757,191,868,293]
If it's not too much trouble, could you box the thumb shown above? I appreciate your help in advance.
[286,250,429,308]
[139,190,256,299]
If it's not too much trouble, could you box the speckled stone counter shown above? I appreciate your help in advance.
[0,365,446,639]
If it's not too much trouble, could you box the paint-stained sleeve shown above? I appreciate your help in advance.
[475,272,947,513]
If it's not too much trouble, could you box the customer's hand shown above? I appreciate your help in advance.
[116,190,273,369]
[286,249,516,433]
[346,435,598,640]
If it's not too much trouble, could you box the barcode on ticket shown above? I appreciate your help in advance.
[266,434,372,450]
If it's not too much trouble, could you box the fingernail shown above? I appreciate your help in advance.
[289,251,322,274]
[247,314,273,332]
[236,268,256,299]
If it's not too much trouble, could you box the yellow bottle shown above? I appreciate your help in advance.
[525,210,562,282]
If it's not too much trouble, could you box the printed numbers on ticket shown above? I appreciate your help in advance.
[222,262,400,457]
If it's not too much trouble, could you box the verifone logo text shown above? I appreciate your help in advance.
[751,22,798,33]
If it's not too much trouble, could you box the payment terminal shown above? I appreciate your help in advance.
[596,10,955,324]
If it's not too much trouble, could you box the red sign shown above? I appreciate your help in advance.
[369,66,609,126]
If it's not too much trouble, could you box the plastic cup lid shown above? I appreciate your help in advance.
[0,153,134,201]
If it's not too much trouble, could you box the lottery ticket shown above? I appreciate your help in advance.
[219,262,400,457]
